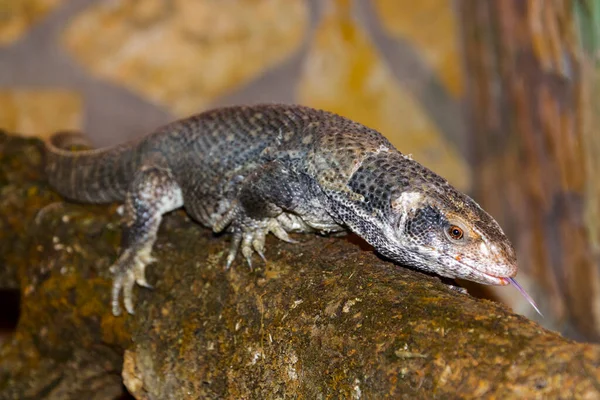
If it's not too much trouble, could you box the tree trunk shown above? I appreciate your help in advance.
[458,0,600,341]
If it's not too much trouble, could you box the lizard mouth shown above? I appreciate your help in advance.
[452,260,543,317]
[441,254,513,286]
[478,271,511,285]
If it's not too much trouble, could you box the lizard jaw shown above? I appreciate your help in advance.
[474,269,512,285]
[437,254,515,286]
[463,269,510,286]
[463,267,514,286]
[450,261,543,317]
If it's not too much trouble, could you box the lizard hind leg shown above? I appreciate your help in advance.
[111,165,183,316]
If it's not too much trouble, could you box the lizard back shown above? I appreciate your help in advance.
[133,104,393,227]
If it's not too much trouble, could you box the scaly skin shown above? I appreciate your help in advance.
[45,104,518,316]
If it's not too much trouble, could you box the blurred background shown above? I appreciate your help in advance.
[0,0,598,343]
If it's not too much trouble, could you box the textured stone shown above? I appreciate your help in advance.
[298,1,469,190]
[0,90,82,138]
[373,0,464,97]
[0,0,64,45]
[62,0,308,116]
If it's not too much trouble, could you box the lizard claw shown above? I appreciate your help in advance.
[255,248,267,263]
[134,249,156,288]
[123,275,137,315]
[241,231,256,270]
[270,222,297,244]
[226,232,242,270]
[135,273,153,289]
[252,230,267,262]
[109,245,155,315]
[244,254,253,270]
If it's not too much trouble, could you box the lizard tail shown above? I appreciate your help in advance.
[45,131,140,203]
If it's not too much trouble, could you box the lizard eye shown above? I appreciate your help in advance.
[447,225,464,241]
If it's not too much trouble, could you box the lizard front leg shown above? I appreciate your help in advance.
[213,161,310,269]
[111,165,183,315]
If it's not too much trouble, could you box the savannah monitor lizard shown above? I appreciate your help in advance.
[44,104,540,316]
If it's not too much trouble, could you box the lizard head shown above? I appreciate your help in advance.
[387,188,517,286]
[338,150,540,314]
[384,185,542,316]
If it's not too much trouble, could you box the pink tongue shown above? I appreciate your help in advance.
[508,277,543,317]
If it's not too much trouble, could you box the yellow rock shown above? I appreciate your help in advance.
[297,1,469,190]
[373,0,463,97]
[61,0,308,117]
[0,0,64,45]
[0,90,82,138]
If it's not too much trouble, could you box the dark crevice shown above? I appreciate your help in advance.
[0,289,20,340]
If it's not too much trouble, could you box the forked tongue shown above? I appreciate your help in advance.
[508,277,543,317]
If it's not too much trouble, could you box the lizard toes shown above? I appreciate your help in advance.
[276,213,306,232]
[139,253,157,265]
[134,257,154,289]
[225,232,242,269]
[252,231,267,262]
[269,221,297,244]
[223,216,292,269]
[122,269,137,315]
[135,274,153,289]
[109,249,149,316]
[110,261,136,316]
[241,232,255,270]
[111,271,124,316]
